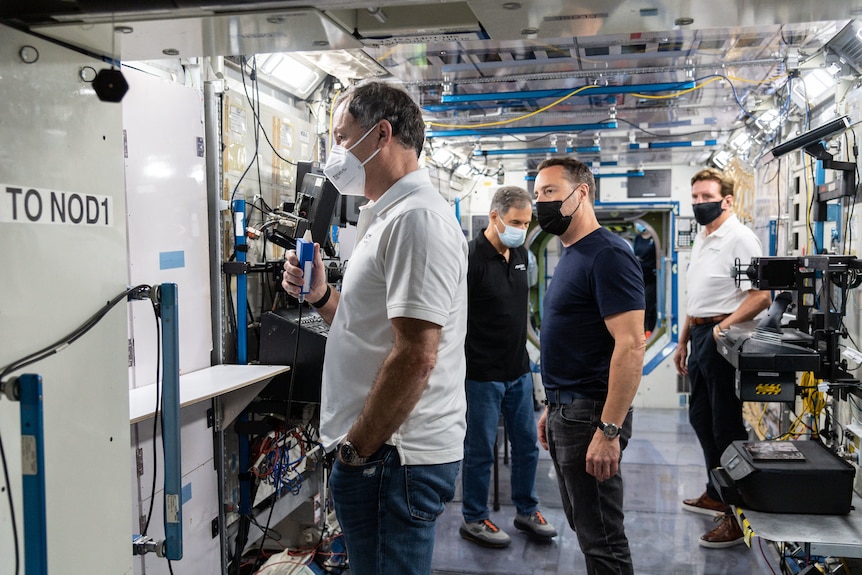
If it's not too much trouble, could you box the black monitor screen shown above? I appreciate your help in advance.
[627,169,672,198]
[300,173,325,199]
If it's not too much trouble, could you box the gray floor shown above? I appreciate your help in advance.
[431,407,764,575]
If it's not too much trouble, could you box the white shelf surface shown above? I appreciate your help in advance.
[129,364,290,424]
[737,494,862,559]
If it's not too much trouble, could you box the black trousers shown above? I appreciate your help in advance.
[687,323,748,500]
[644,279,657,332]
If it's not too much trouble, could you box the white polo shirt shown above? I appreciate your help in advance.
[320,168,468,466]
[686,214,763,317]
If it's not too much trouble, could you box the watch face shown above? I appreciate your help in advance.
[340,442,356,462]
[602,422,620,439]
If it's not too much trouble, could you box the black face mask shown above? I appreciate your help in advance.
[692,199,724,226]
[536,188,580,236]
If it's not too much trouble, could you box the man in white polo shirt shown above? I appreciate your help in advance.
[281,81,467,575]
[673,168,770,549]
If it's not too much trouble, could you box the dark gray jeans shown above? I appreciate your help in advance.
[547,399,634,575]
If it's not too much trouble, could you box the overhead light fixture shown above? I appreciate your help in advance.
[454,163,473,178]
[628,139,717,149]
[257,52,322,98]
[291,49,388,85]
[709,150,733,169]
[426,120,618,138]
[431,147,455,166]
[729,132,752,153]
[473,146,600,157]
[756,109,781,132]
[791,68,835,107]
[595,171,645,179]
[440,81,695,104]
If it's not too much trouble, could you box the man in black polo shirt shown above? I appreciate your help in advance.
[459,186,557,548]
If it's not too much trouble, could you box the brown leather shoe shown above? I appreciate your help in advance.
[699,514,744,548]
[681,492,728,516]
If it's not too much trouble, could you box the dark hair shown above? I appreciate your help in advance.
[338,81,425,158]
[691,168,734,197]
[491,186,533,216]
[536,157,596,202]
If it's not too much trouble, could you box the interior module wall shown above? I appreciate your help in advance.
[221,70,316,334]
[222,70,315,254]
[0,26,133,574]
[123,65,213,383]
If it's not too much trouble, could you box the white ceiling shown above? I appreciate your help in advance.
[4,0,862,172]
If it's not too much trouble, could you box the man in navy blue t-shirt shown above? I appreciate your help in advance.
[534,157,645,575]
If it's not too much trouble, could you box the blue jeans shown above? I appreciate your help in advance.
[547,399,634,575]
[462,373,540,522]
[329,445,460,575]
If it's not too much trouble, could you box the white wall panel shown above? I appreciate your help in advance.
[0,25,132,574]
[132,402,219,575]
[123,66,212,385]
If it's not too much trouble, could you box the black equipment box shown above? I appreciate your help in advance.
[711,440,856,515]
[257,308,328,403]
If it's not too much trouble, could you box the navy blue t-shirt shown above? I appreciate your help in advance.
[541,227,645,399]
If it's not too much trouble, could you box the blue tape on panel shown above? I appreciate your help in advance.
[159,251,185,270]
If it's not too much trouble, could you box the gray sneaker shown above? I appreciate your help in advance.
[514,511,557,539]
[459,518,512,548]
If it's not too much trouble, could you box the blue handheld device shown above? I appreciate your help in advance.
[295,238,314,301]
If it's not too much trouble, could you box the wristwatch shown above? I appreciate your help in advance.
[337,439,369,466]
[598,421,620,439]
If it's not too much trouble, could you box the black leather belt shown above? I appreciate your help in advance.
[544,389,594,406]
[689,314,730,326]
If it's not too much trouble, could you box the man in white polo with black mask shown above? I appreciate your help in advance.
[674,167,770,549]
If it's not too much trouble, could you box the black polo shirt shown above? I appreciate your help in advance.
[465,230,531,381]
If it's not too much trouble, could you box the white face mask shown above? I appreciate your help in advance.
[495,218,527,248]
[323,124,381,196]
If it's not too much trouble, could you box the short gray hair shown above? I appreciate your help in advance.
[490,186,533,216]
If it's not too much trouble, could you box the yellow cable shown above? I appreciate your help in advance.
[425,84,600,129]
[424,71,789,130]
[629,76,723,99]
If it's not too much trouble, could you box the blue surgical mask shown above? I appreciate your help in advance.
[635,223,647,234]
[495,219,527,248]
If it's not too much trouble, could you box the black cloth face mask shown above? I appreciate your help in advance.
[692,199,724,226]
[536,188,580,236]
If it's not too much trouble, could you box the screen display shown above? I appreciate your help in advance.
[300,173,325,198]
[627,169,672,198]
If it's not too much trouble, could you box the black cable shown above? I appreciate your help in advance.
[229,57,265,221]
[614,116,726,139]
[0,285,150,380]
[239,57,297,167]
[0,430,19,575]
[0,284,151,575]
[806,156,821,254]
[143,297,161,536]
[846,128,859,255]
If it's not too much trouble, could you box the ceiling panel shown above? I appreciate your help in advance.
[4,0,862,171]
